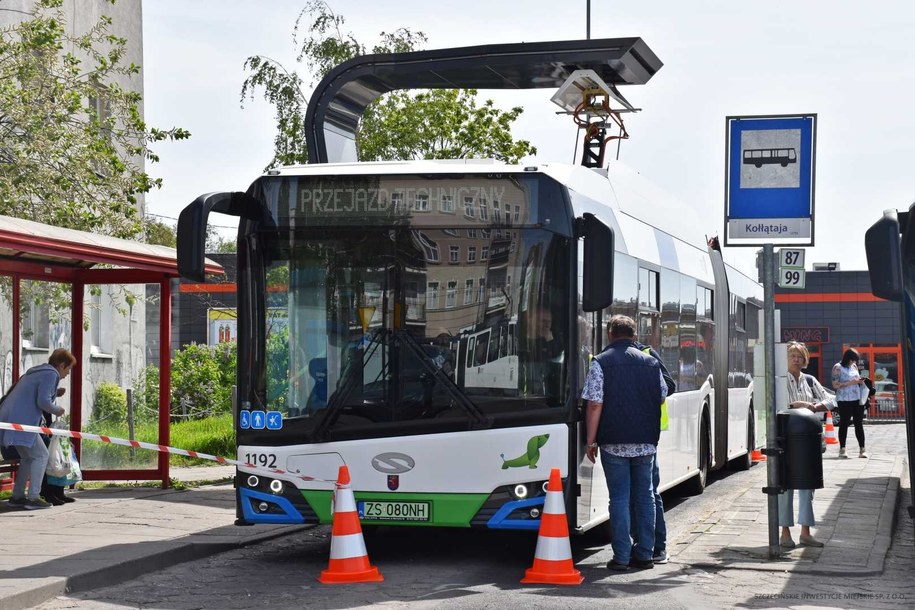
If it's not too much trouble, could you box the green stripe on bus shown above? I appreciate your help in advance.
[301,490,490,527]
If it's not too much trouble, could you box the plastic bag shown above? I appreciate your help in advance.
[47,443,81,486]
[46,434,70,477]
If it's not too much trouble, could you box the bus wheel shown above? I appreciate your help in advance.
[730,409,753,471]
[684,414,710,495]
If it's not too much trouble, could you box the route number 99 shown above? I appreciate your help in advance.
[778,269,806,289]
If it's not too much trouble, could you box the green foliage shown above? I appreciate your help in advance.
[18,279,70,328]
[205,225,237,253]
[359,89,535,162]
[240,0,534,168]
[210,236,237,253]
[171,343,227,420]
[143,217,176,247]
[266,324,289,410]
[130,364,160,424]
[91,382,127,427]
[81,413,234,468]
[0,0,190,238]
[213,340,237,391]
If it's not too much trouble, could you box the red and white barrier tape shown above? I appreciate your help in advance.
[0,421,334,483]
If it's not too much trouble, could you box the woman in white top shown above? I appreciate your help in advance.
[831,348,867,459]
[779,341,832,549]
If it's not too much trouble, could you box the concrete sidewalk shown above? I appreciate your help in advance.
[0,466,311,610]
[0,426,907,609]
[669,423,907,575]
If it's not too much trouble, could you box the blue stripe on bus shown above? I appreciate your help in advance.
[239,488,306,524]
[486,496,545,530]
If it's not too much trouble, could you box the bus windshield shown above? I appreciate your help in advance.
[252,206,571,442]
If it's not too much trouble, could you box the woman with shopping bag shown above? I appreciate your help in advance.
[0,348,76,510]
[42,411,80,504]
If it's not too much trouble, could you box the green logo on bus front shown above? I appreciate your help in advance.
[499,434,549,469]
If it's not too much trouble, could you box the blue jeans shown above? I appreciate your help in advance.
[10,440,49,501]
[778,488,815,527]
[602,450,655,564]
[631,453,666,555]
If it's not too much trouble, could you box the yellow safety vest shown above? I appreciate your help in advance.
[642,347,669,431]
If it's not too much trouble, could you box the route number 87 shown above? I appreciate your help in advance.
[783,251,801,266]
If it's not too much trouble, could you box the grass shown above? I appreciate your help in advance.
[81,414,235,469]
[0,416,235,495]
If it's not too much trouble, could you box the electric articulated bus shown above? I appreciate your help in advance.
[177,39,763,533]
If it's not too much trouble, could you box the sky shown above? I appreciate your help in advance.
[142,0,915,274]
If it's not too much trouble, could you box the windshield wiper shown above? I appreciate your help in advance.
[391,329,492,429]
[313,329,492,440]
[312,334,383,441]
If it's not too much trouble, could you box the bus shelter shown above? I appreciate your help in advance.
[0,215,222,487]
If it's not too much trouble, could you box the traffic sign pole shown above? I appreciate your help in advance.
[724,114,816,560]
[762,244,781,560]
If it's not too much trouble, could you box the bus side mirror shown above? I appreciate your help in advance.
[580,213,614,312]
[177,191,267,281]
[864,210,904,302]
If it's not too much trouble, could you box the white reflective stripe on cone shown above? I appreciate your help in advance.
[542,490,564,514]
[334,487,357,513]
[533,534,573,561]
[328,532,369,560]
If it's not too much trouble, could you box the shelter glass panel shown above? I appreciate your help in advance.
[80,283,165,472]
[0,278,12,400]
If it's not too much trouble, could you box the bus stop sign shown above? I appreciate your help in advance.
[724,114,817,247]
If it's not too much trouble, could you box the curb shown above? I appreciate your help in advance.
[3,524,312,610]
[867,455,904,573]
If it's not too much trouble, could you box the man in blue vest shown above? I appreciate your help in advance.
[584,315,667,571]
[632,340,676,564]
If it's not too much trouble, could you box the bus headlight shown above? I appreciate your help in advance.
[530,508,541,518]
[247,475,259,488]
[257,502,269,512]
[512,484,529,499]
[269,479,284,493]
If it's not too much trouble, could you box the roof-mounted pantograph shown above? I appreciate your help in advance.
[304,37,662,165]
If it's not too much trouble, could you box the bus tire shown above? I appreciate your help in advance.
[730,408,753,471]
[683,412,710,496]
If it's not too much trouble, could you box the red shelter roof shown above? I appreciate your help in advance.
[0,214,223,276]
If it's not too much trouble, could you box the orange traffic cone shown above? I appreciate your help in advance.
[751,448,766,462]
[520,468,583,585]
[318,465,384,584]
[824,411,839,445]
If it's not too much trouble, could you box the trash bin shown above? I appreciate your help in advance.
[777,409,824,490]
